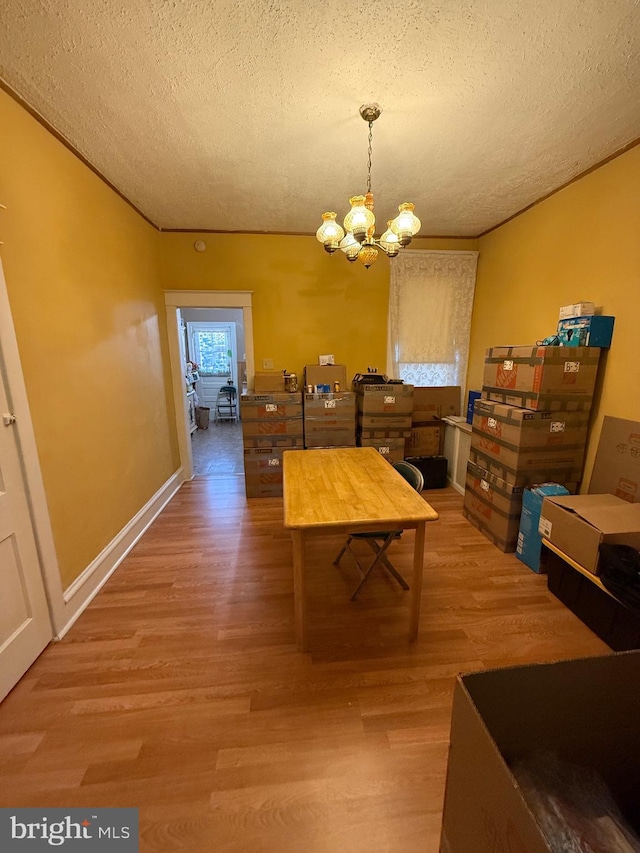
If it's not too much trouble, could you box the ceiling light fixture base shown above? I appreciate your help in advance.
[359,103,381,123]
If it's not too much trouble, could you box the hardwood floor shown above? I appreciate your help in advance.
[0,478,609,852]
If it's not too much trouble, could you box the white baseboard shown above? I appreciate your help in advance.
[448,477,466,496]
[53,469,185,639]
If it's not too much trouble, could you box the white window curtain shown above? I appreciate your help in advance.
[387,250,479,388]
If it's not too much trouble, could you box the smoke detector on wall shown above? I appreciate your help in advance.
[194,240,207,252]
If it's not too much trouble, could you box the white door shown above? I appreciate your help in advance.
[0,329,52,702]
[188,322,237,413]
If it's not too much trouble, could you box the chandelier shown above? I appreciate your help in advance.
[316,103,421,269]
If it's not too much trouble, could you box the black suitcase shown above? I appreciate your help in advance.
[405,455,448,489]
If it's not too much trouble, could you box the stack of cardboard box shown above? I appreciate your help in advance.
[303,392,356,448]
[463,345,601,551]
[240,392,303,497]
[355,383,414,464]
[406,386,460,458]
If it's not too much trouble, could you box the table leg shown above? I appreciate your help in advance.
[409,521,426,642]
[292,529,307,651]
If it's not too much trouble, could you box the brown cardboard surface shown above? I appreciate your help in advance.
[253,371,286,393]
[405,424,443,457]
[358,413,413,430]
[440,651,640,853]
[357,436,405,464]
[304,364,347,389]
[539,493,640,574]
[482,345,600,411]
[357,384,414,415]
[588,416,640,502]
[470,400,589,485]
[412,386,461,424]
[303,392,356,418]
[463,462,524,552]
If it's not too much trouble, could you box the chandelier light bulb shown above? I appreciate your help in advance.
[343,196,375,244]
[316,212,345,253]
[390,203,421,246]
[379,220,401,258]
[339,232,360,262]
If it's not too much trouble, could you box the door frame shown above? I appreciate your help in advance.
[164,290,254,480]
[0,259,63,635]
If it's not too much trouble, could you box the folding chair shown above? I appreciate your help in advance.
[214,384,238,423]
[333,460,424,600]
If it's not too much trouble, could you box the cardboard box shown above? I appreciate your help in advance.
[358,413,413,430]
[304,364,347,390]
[303,392,356,419]
[588,416,640,502]
[516,483,571,573]
[558,300,595,320]
[357,383,414,414]
[482,345,600,411]
[411,386,460,424]
[241,393,303,442]
[304,430,357,448]
[405,424,443,457]
[357,436,405,464]
[538,493,640,575]
[557,315,615,348]
[243,447,302,497]
[440,651,640,853]
[358,426,412,440]
[241,392,303,417]
[463,461,524,552]
[253,371,286,393]
[470,400,588,486]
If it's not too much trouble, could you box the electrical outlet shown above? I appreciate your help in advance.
[262,358,274,370]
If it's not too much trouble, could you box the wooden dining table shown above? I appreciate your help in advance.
[283,447,439,651]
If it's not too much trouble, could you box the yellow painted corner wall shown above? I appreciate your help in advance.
[159,233,477,382]
[470,143,640,488]
[0,89,179,588]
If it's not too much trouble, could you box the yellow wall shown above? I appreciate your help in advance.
[159,233,477,383]
[470,144,640,488]
[0,89,179,588]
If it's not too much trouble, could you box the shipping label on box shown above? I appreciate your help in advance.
[588,416,640,503]
[303,392,356,419]
[357,436,405,464]
[482,345,600,411]
[463,462,524,553]
[357,384,414,416]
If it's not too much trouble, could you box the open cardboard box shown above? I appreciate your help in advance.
[440,651,640,853]
[538,493,640,575]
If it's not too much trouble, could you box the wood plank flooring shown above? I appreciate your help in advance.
[0,477,609,852]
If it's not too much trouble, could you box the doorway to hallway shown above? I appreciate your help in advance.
[164,290,255,483]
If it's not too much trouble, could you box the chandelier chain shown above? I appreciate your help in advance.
[366,121,373,194]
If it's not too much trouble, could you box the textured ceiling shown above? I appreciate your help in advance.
[1,0,640,236]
